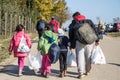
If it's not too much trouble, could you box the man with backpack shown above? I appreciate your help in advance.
[36,16,46,38]
[68,12,99,79]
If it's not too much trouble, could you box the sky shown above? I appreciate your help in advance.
[63,0,120,28]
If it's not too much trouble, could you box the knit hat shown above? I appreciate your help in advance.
[58,28,64,36]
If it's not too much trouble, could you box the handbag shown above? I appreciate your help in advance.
[67,50,77,67]
[91,45,106,64]
[28,51,41,70]
[17,35,30,52]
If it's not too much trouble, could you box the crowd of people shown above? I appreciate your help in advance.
[8,11,101,79]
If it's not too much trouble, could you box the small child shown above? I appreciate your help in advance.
[58,28,69,77]
[8,24,31,77]
[38,23,58,78]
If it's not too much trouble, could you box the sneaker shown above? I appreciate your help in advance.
[77,74,85,79]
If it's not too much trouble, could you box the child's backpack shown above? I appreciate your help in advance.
[49,43,60,64]
[75,20,98,44]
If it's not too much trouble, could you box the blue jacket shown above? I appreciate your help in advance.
[58,35,69,52]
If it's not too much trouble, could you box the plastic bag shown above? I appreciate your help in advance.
[91,45,106,64]
[67,50,77,67]
[28,51,41,70]
[17,36,30,52]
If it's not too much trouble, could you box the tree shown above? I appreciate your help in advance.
[35,0,54,21]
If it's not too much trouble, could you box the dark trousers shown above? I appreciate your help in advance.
[38,31,43,38]
[59,51,67,73]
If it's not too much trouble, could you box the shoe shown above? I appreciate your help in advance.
[77,74,85,79]
[59,72,64,78]
[85,72,90,76]
[18,69,23,77]
[45,73,49,78]
[63,70,67,77]
[18,73,23,77]
[34,70,39,75]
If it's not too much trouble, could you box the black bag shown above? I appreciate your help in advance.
[75,21,98,44]
[49,43,60,64]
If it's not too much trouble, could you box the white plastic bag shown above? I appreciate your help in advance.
[67,50,77,67]
[17,36,30,52]
[28,51,41,70]
[91,45,106,64]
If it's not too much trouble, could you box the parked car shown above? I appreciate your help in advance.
[105,24,113,32]
[112,23,120,32]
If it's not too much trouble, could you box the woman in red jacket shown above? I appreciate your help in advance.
[8,24,32,77]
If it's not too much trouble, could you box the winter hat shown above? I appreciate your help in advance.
[58,28,64,36]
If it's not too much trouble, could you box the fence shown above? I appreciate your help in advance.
[0,11,35,39]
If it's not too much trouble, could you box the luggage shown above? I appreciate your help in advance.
[75,20,98,44]
[49,43,60,64]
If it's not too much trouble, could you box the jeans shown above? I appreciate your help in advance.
[59,51,67,73]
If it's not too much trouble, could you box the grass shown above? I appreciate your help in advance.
[106,32,120,37]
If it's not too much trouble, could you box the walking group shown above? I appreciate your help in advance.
[8,11,106,79]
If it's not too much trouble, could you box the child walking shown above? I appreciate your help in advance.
[8,24,32,77]
[58,28,69,77]
[38,23,58,78]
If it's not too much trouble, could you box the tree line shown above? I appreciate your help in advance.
[0,0,70,38]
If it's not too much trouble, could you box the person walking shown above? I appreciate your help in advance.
[37,23,58,78]
[8,24,32,77]
[49,16,59,33]
[58,28,69,77]
[36,16,46,38]
[68,12,99,79]
[98,21,106,39]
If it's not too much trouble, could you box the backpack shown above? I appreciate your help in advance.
[36,20,45,31]
[75,20,98,44]
[49,43,60,64]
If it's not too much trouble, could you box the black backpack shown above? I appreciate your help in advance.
[75,20,98,44]
[36,20,45,31]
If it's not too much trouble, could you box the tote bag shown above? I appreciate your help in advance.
[17,35,30,52]
[91,45,106,64]
[67,50,77,67]
[28,51,41,70]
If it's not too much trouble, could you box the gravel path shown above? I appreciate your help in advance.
[0,36,120,80]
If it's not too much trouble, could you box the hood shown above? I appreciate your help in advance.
[58,28,64,36]
[74,15,86,20]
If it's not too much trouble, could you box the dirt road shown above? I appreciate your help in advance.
[0,36,120,80]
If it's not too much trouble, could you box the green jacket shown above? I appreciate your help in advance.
[38,30,58,55]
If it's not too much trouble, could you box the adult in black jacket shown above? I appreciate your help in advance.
[68,12,99,79]
[36,16,46,38]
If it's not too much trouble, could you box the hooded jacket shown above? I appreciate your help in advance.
[38,30,58,55]
[8,31,31,57]
[69,14,99,48]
